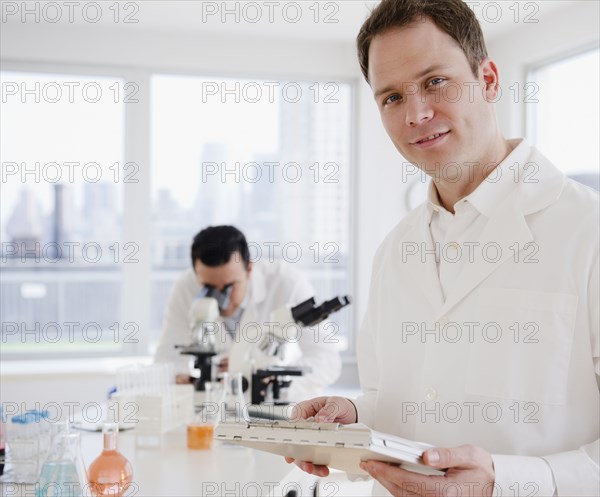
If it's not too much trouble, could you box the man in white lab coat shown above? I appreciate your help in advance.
[290,0,599,495]
[155,225,342,400]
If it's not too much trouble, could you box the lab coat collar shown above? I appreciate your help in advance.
[426,138,539,219]
[464,138,527,217]
[402,138,566,319]
[517,142,566,215]
[466,138,566,217]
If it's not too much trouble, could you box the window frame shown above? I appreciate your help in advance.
[525,42,600,159]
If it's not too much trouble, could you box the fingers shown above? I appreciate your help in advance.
[361,447,494,496]
[423,445,479,469]
[360,461,444,491]
[314,397,357,424]
[360,462,406,496]
[288,397,357,424]
[285,456,329,476]
[297,461,330,477]
[314,402,340,423]
[289,397,328,421]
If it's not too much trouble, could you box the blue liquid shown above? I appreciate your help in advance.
[37,461,83,497]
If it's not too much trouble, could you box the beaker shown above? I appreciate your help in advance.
[188,383,220,450]
[36,432,88,497]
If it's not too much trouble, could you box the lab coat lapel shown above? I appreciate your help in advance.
[434,191,533,321]
[398,206,445,312]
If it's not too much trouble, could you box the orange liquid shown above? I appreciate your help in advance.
[187,424,214,450]
[88,450,133,497]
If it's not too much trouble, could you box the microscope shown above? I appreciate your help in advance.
[175,284,232,391]
[229,295,351,405]
[177,285,351,404]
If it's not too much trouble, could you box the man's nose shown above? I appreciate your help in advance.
[405,93,434,127]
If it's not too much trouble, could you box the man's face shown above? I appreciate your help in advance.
[368,19,500,176]
[193,254,252,318]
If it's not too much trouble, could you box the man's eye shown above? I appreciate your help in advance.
[384,94,401,105]
[428,77,444,87]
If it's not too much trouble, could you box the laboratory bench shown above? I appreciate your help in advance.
[0,423,372,497]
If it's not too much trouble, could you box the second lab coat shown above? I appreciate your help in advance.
[155,260,342,400]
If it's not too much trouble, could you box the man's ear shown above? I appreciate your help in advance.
[480,58,500,102]
[246,261,254,278]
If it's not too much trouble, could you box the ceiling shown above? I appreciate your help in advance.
[2,1,574,43]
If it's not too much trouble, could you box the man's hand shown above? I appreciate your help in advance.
[218,356,228,373]
[175,374,191,384]
[360,444,495,497]
[290,396,358,423]
[285,396,358,477]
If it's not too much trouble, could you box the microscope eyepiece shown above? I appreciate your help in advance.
[291,295,351,327]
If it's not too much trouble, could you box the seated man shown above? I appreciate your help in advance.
[155,225,342,401]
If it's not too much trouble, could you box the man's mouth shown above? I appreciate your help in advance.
[412,131,450,145]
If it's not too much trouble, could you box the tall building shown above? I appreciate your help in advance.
[242,152,279,242]
[153,188,190,267]
[277,82,351,264]
[191,142,241,228]
[5,188,43,259]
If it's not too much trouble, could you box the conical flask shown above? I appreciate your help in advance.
[87,423,133,497]
[36,431,88,497]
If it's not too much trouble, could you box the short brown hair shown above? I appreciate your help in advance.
[357,0,488,82]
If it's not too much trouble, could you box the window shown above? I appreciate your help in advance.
[1,69,355,358]
[528,48,600,189]
[0,71,127,357]
[150,75,353,352]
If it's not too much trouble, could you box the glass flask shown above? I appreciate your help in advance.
[36,432,88,497]
[87,423,133,497]
[218,372,249,422]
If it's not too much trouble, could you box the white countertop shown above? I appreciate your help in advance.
[1,426,295,497]
[1,425,373,497]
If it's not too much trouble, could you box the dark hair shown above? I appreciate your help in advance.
[191,225,250,270]
[357,0,488,82]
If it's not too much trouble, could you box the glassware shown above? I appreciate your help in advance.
[9,412,41,483]
[187,416,215,450]
[87,422,133,497]
[36,432,88,497]
[187,383,219,450]
[218,372,249,422]
[36,410,53,468]
[48,420,70,447]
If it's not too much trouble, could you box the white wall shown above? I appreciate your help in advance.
[0,23,357,77]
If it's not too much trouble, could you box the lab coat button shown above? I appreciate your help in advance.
[424,387,438,401]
